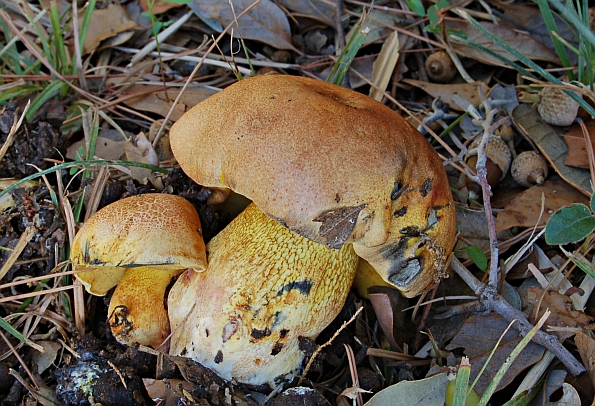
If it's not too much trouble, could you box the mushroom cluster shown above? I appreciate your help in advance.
[71,74,457,386]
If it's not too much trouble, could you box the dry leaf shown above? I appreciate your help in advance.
[346,9,399,45]
[121,85,218,120]
[525,287,593,340]
[31,340,61,375]
[125,132,162,189]
[191,0,295,50]
[278,0,336,26]
[447,20,560,66]
[66,130,128,161]
[561,120,595,169]
[143,378,193,406]
[402,79,488,111]
[495,179,589,231]
[575,331,595,391]
[139,0,183,14]
[314,205,366,249]
[445,313,545,395]
[511,103,592,195]
[369,31,400,101]
[81,4,138,54]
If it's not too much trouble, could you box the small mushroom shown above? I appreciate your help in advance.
[425,51,457,83]
[511,151,548,187]
[169,75,457,298]
[465,135,512,201]
[70,193,207,349]
[168,203,359,385]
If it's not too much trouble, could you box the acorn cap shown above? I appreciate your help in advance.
[169,75,456,297]
[538,86,580,126]
[425,51,457,83]
[468,135,512,181]
[71,193,207,295]
[511,151,548,187]
[168,203,359,385]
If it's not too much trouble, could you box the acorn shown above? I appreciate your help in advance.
[511,151,548,187]
[537,86,580,126]
[465,135,512,201]
[425,51,457,83]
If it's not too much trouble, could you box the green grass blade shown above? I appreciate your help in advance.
[0,160,169,200]
[535,0,573,80]
[0,316,39,349]
[49,3,70,75]
[456,11,595,118]
[327,13,369,86]
[26,81,67,120]
[548,0,595,47]
[78,0,97,52]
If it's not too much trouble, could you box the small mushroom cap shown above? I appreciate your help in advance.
[108,266,180,349]
[168,203,359,386]
[71,193,207,295]
[170,75,456,297]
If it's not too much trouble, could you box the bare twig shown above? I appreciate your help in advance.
[298,305,364,385]
[450,257,585,376]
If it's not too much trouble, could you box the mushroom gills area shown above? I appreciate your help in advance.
[167,203,359,386]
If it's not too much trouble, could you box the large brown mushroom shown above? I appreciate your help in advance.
[169,74,456,297]
[70,193,207,349]
[168,203,359,385]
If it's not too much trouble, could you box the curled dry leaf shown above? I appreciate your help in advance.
[495,179,589,231]
[446,20,560,66]
[191,0,295,50]
[445,313,545,395]
[125,132,163,189]
[277,0,336,26]
[80,4,138,54]
[525,287,594,340]
[575,331,595,390]
[402,79,488,111]
[561,120,595,169]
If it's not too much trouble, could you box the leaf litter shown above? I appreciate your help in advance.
[1,0,595,405]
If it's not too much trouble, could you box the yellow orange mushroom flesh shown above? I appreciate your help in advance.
[170,75,456,298]
[70,193,207,349]
[168,203,359,386]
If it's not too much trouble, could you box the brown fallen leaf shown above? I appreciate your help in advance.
[143,378,193,406]
[525,287,594,340]
[495,179,589,231]
[511,103,592,195]
[402,79,488,111]
[447,20,560,66]
[80,4,139,54]
[445,313,545,396]
[560,120,595,169]
[125,132,163,189]
[139,0,183,14]
[278,0,336,26]
[191,0,295,51]
[121,85,218,120]
[575,331,595,391]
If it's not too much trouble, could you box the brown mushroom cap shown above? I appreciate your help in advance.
[71,193,207,295]
[168,203,359,385]
[170,75,456,297]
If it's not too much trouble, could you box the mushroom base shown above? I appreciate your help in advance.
[167,204,359,386]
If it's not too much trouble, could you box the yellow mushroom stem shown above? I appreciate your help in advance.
[168,203,359,386]
[108,266,182,350]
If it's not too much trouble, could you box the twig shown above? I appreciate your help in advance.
[450,257,585,376]
[298,305,364,385]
